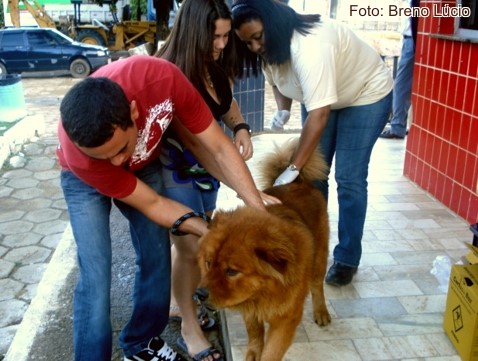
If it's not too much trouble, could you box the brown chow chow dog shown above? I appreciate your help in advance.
[198,138,331,361]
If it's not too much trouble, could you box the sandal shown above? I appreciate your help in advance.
[197,309,216,330]
[176,336,223,361]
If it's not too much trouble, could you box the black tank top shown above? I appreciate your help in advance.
[198,65,232,121]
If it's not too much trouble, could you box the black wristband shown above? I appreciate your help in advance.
[233,123,251,137]
[170,211,212,236]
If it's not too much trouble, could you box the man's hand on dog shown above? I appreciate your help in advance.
[259,191,281,205]
[236,191,281,206]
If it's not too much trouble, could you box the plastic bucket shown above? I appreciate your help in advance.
[0,74,27,123]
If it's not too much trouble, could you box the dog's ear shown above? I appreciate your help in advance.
[255,243,294,283]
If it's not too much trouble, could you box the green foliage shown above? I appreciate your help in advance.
[0,0,4,28]
[89,0,118,15]
[91,0,117,6]
[87,0,147,20]
[130,0,148,19]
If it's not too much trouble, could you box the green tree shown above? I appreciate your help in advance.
[129,0,147,20]
[0,0,4,28]
[89,0,173,40]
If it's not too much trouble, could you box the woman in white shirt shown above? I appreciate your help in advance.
[232,0,393,286]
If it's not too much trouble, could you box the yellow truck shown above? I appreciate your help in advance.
[6,0,157,51]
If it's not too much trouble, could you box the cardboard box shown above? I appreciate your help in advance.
[464,241,478,265]
[443,243,478,361]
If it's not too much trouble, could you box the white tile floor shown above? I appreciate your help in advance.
[215,133,469,361]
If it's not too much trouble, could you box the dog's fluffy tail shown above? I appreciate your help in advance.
[257,137,329,189]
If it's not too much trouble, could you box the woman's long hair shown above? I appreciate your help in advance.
[156,0,236,89]
[231,0,320,76]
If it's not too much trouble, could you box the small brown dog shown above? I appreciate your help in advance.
[198,138,331,361]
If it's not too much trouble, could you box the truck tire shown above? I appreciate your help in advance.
[70,58,91,78]
[76,29,107,47]
[0,62,7,75]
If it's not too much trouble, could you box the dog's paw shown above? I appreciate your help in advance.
[245,350,261,361]
[314,310,332,326]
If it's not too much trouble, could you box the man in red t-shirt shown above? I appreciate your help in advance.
[57,56,273,361]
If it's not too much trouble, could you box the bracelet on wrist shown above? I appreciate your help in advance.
[233,123,251,137]
[170,211,212,236]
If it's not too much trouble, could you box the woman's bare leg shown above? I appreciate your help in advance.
[171,234,218,360]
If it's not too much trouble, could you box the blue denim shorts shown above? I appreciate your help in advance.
[163,187,218,214]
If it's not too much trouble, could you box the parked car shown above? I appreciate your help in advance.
[0,27,110,78]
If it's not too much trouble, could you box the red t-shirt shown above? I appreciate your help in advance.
[57,56,213,198]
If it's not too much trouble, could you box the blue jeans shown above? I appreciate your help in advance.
[301,92,392,267]
[61,160,171,360]
[390,35,415,137]
[163,187,218,213]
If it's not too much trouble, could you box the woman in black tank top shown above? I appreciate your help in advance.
[156,1,252,360]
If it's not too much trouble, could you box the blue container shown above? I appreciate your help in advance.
[0,74,27,123]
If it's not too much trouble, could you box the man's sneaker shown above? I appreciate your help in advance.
[124,336,185,361]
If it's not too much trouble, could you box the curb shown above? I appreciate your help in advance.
[4,225,76,361]
[219,310,234,361]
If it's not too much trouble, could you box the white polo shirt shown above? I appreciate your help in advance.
[263,19,393,111]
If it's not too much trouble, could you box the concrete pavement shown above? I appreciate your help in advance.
[0,73,78,360]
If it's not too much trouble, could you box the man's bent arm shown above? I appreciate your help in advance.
[173,120,269,210]
[194,121,268,210]
[120,179,210,237]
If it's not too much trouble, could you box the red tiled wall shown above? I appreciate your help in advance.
[403,0,478,223]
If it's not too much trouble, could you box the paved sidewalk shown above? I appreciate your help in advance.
[0,74,80,359]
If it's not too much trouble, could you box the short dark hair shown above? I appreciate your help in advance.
[232,0,320,74]
[60,77,133,148]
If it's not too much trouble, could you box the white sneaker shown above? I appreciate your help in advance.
[124,336,184,361]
